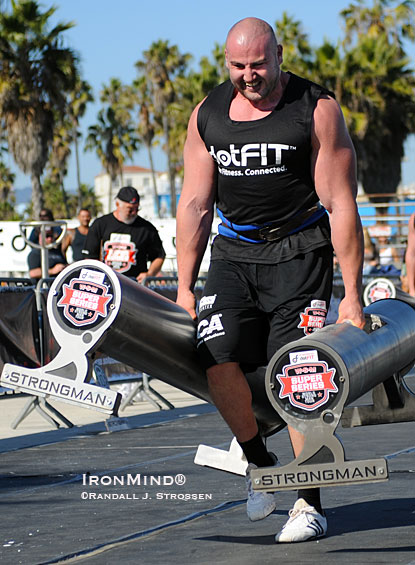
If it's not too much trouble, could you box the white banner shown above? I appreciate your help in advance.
[0,218,219,277]
[0,221,31,276]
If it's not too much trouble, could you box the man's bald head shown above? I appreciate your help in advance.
[226,17,278,51]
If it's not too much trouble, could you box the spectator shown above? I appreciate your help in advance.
[27,229,67,283]
[61,208,92,262]
[83,186,165,283]
[29,208,62,245]
[377,234,400,269]
[363,226,379,274]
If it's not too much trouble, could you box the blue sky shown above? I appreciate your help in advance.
[7,0,415,191]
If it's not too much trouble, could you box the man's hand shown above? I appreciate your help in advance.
[136,271,148,284]
[49,263,66,276]
[336,295,365,329]
[176,289,197,320]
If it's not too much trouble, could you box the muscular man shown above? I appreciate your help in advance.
[61,208,92,262]
[83,186,165,283]
[176,17,364,543]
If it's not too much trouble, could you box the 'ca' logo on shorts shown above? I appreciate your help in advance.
[197,314,225,343]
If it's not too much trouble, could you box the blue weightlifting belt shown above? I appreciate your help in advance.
[217,204,326,243]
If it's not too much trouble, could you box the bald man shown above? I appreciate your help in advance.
[176,17,364,543]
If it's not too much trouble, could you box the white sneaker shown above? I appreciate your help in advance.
[275,498,327,543]
[245,461,277,521]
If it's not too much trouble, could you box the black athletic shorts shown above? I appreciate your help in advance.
[197,246,333,371]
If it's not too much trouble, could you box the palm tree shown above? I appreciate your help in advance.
[0,0,78,218]
[85,78,138,212]
[136,40,191,217]
[275,12,313,77]
[0,161,19,220]
[77,183,102,217]
[274,5,415,199]
[133,76,160,216]
[44,115,73,217]
[341,0,415,47]
[339,0,415,198]
[67,78,94,207]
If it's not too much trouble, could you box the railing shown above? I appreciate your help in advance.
[357,192,415,263]
[357,192,415,238]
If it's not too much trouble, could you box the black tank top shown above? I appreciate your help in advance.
[197,72,333,263]
[71,228,87,261]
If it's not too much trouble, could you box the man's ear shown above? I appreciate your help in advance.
[224,48,230,70]
[277,44,283,65]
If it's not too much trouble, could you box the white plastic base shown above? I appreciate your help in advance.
[194,437,248,476]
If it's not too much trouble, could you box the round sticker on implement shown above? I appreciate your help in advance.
[57,277,113,327]
[363,278,396,306]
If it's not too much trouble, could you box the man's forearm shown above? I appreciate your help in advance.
[330,209,363,296]
[147,257,164,277]
[176,206,213,293]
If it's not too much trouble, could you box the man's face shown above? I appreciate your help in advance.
[225,33,283,104]
[78,210,91,227]
[40,231,55,245]
[39,210,53,221]
[116,200,139,225]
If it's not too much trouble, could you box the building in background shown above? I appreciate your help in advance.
[94,165,181,218]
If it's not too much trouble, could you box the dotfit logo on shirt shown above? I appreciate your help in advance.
[209,142,296,167]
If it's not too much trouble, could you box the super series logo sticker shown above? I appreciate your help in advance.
[363,278,396,306]
[298,299,327,335]
[276,354,338,411]
[57,278,112,326]
[103,233,136,273]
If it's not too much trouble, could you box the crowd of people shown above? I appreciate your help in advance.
[26,187,166,284]
[28,203,412,282]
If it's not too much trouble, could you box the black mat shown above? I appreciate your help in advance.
[0,408,414,565]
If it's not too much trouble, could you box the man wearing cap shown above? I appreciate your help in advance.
[82,186,166,282]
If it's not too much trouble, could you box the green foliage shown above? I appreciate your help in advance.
[0,160,20,220]
[1,0,414,215]
[85,78,138,182]
[135,40,192,216]
[275,1,415,196]
[0,0,79,218]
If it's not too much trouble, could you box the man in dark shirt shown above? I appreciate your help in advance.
[83,186,165,282]
[176,17,364,543]
[27,229,67,283]
[61,208,92,262]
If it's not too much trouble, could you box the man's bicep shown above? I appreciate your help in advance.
[311,97,358,210]
[180,105,217,207]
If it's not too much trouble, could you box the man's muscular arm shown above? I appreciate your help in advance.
[312,95,365,329]
[176,102,217,319]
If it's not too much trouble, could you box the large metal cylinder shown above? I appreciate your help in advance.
[48,260,285,436]
[265,298,415,421]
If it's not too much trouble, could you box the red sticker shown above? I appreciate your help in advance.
[298,300,327,335]
[276,361,337,411]
[57,278,112,326]
[103,241,136,273]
